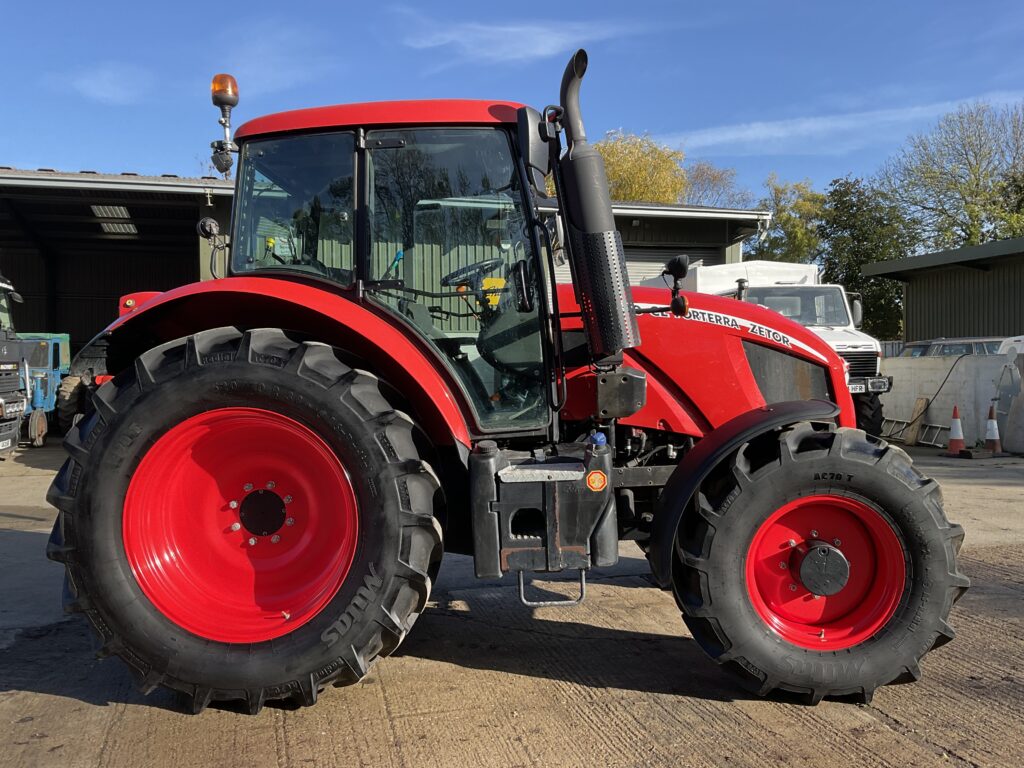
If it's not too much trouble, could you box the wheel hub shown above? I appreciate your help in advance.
[239,489,286,537]
[795,541,850,597]
[745,494,906,650]
[123,407,359,643]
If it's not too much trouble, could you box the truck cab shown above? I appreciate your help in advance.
[0,274,28,457]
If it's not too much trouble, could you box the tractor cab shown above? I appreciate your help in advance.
[227,121,550,431]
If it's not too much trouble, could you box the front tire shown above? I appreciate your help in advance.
[46,327,443,713]
[672,424,968,704]
[853,392,884,436]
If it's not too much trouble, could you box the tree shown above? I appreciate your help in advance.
[746,174,825,263]
[684,160,753,208]
[880,101,1024,249]
[593,130,687,204]
[994,167,1024,239]
[818,177,912,339]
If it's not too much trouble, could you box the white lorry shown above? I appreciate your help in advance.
[647,260,891,434]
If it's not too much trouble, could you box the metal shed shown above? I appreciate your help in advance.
[0,168,232,350]
[863,237,1024,342]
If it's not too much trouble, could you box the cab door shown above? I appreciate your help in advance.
[364,127,549,432]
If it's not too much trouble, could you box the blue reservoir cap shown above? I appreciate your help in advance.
[590,431,608,446]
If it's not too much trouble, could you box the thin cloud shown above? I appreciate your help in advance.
[660,91,1024,157]
[395,8,649,68]
[68,63,156,106]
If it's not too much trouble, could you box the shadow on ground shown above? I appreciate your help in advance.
[3,444,66,472]
[396,576,747,703]
[0,620,178,711]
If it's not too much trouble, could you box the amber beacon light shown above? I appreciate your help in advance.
[211,74,239,109]
[209,74,240,176]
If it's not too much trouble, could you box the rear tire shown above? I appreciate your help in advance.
[853,392,884,437]
[46,327,443,714]
[56,375,84,434]
[672,424,968,704]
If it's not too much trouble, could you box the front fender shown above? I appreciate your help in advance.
[648,399,841,588]
[73,276,472,448]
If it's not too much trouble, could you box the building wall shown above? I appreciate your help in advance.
[880,355,1008,446]
[904,255,1024,341]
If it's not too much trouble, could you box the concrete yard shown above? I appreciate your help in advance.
[0,444,1021,768]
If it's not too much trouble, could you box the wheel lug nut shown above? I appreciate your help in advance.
[833,538,842,547]
[248,537,257,546]
[285,517,295,527]
[228,500,238,509]
[779,561,788,570]
[243,483,254,492]
[789,583,797,592]
[230,522,241,532]
[271,534,280,544]
[266,481,276,490]
[284,495,293,504]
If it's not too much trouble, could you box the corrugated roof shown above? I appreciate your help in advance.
[863,236,1024,280]
[537,198,771,221]
[0,167,233,195]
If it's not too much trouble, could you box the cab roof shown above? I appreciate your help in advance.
[235,99,525,140]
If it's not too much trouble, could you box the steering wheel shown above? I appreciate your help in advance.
[440,258,504,288]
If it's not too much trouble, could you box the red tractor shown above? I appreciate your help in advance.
[47,51,967,714]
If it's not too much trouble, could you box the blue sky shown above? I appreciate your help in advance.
[2,0,1021,201]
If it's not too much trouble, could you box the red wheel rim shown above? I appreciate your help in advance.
[123,407,358,643]
[745,495,905,650]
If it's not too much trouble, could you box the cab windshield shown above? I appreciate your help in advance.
[232,132,356,284]
[744,285,851,327]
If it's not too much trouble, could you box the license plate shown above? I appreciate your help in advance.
[848,384,866,393]
[0,439,11,451]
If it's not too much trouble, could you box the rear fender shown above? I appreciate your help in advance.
[648,399,840,588]
[73,277,472,448]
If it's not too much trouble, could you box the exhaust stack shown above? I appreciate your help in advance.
[558,49,640,360]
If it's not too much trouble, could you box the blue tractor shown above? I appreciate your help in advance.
[18,333,72,447]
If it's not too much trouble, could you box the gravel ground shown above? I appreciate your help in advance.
[0,443,1021,768]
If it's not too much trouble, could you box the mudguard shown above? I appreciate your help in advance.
[648,398,841,588]
[71,276,472,448]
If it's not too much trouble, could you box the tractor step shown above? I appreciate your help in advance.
[497,460,585,483]
[517,569,586,607]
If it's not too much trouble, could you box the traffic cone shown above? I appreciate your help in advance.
[946,405,965,456]
[984,404,1003,454]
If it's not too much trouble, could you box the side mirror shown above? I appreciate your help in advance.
[197,217,220,240]
[516,106,551,194]
[851,298,863,328]
[663,254,689,282]
[10,291,23,304]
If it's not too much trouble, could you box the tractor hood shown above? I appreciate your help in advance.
[558,284,854,437]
